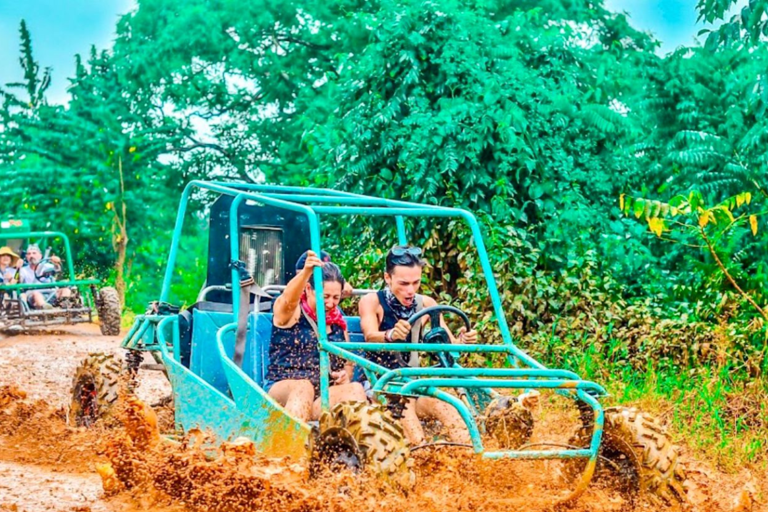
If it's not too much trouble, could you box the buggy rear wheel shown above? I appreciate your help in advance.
[568,406,687,505]
[312,401,414,488]
[70,353,123,427]
[97,287,121,336]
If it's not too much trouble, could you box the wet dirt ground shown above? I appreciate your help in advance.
[0,325,765,512]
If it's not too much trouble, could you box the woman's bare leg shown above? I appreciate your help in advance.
[268,379,315,422]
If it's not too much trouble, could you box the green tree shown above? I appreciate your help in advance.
[0,25,195,305]
[0,20,51,110]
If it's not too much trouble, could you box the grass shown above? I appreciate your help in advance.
[540,333,768,472]
[121,309,137,329]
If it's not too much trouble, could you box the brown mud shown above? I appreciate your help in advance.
[0,326,765,512]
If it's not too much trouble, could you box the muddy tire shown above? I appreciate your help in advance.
[315,401,414,487]
[568,406,686,505]
[483,396,534,449]
[70,353,123,427]
[97,287,121,336]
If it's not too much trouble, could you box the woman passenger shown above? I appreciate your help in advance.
[0,247,21,284]
[264,250,365,421]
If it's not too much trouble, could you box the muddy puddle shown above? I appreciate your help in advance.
[0,327,763,512]
[0,384,762,512]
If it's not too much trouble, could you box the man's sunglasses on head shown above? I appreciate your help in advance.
[391,246,422,257]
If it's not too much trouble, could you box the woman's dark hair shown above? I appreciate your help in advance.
[385,246,426,274]
[307,262,346,290]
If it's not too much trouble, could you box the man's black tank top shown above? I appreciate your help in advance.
[366,290,412,369]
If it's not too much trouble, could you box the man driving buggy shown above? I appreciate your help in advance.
[18,244,70,309]
[358,245,477,445]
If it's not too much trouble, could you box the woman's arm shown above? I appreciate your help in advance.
[273,251,324,327]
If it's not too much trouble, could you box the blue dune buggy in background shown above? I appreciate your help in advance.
[70,182,686,505]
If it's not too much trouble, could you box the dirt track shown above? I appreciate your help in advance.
[0,325,764,512]
[0,325,169,512]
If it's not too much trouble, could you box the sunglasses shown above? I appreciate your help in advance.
[390,246,422,257]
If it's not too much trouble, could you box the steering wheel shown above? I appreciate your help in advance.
[36,258,62,279]
[407,305,472,367]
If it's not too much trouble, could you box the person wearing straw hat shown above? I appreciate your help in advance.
[0,246,22,284]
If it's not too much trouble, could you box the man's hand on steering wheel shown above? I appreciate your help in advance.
[457,326,478,344]
[406,305,476,367]
[388,319,411,341]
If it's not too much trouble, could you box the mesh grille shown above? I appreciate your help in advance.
[238,226,283,286]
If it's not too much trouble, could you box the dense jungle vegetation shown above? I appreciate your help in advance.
[1,0,767,469]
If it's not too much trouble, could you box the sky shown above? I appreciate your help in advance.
[0,0,135,105]
[604,0,745,52]
[0,0,737,105]
[605,0,705,51]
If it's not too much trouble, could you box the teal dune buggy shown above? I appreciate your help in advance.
[0,221,121,334]
[71,182,686,505]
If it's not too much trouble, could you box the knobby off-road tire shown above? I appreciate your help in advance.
[70,353,123,427]
[97,287,121,336]
[316,401,414,488]
[483,395,534,449]
[569,406,686,505]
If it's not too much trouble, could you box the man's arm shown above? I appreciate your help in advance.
[360,293,412,342]
[359,293,387,342]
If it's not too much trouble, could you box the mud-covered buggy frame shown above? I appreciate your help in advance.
[0,231,118,333]
[120,181,608,504]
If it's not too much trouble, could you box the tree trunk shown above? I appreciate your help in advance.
[112,157,129,307]
[114,224,128,306]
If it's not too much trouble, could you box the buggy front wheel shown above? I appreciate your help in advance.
[311,401,414,488]
[567,406,687,505]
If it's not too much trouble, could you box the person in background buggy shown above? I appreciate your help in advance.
[0,246,22,284]
[18,244,70,309]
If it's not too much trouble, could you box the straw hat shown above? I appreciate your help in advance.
[0,246,20,265]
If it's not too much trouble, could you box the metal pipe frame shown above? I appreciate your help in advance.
[0,231,77,280]
[0,280,99,291]
[140,180,606,496]
[371,367,584,392]
[122,314,167,351]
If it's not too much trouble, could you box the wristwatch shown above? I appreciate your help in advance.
[385,329,394,342]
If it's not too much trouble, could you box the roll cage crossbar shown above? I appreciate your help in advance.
[0,231,99,292]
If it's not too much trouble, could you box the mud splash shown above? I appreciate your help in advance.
[0,385,763,512]
[94,394,757,512]
[0,385,106,471]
